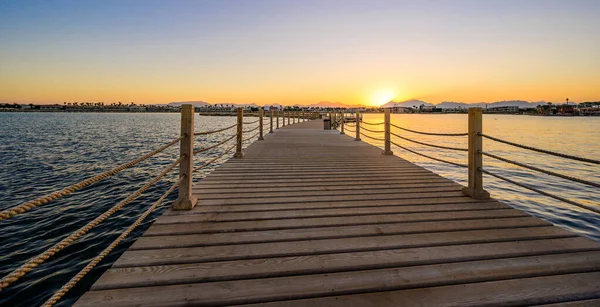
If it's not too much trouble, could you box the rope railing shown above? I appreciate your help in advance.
[193,144,236,173]
[359,132,385,142]
[242,125,260,134]
[481,151,600,189]
[41,176,184,307]
[391,140,468,168]
[481,168,600,215]
[243,119,260,125]
[243,132,260,143]
[193,134,236,155]
[194,124,236,136]
[390,131,468,152]
[0,136,182,222]
[480,133,600,165]
[390,123,468,137]
[361,121,385,126]
[360,126,385,133]
[0,155,184,291]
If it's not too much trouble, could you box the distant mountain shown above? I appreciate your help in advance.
[168,101,211,107]
[437,100,547,109]
[307,101,368,108]
[382,99,433,109]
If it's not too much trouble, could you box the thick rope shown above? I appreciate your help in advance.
[480,133,600,165]
[242,125,260,134]
[361,121,385,126]
[0,136,182,222]
[194,124,236,136]
[391,141,468,168]
[243,119,259,125]
[193,144,236,173]
[390,132,468,152]
[481,151,600,189]
[360,126,385,133]
[193,134,236,155]
[0,156,183,291]
[243,132,260,142]
[41,177,183,307]
[390,123,468,137]
[481,168,600,215]
[359,132,385,142]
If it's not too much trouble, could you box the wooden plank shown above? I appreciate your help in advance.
[194,186,463,200]
[112,227,575,267]
[147,209,531,234]
[76,254,600,306]
[238,271,600,307]
[194,190,466,206]
[132,216,548,249]
[155,202,509,224]
[165,196,498,215]
[534,299,600,306]
[191,182,459,194]
[95,238,600,290]
[193,177,455,188]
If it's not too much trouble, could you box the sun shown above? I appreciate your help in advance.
[370,90,396,106]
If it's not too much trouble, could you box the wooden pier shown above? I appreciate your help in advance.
[73,118,600,306]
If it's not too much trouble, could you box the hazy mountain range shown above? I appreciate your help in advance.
[170,99,551,109]
[382,99,549,109]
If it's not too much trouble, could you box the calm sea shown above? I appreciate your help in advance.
[0,112,599,306]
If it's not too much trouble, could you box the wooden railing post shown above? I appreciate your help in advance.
[276,110,280,129]
[383,109,393,155]
[258,108,264,140]
[173,104,197,210]
[270,109,274,133]
[282,111,286,127]
[355,111,361,141]
[234,108,244,158]
[340,111,345,134]
[302,111,304,122]
[462,107,490,199]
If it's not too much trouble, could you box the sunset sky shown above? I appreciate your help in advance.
[1,0,599,106]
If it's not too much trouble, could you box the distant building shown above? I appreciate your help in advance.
[485,106,519,114]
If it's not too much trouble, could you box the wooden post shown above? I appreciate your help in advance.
[462,107,490,199]
[340,111,345,134]
[276,110,280,129]
[383,109,393,155]
[282,111,286,127]
[355,111,361,141]
[302,111,304,122]
[234,108,244,158]
[173,104,198,210]
[258,108,264,140]
[270,109,274,133]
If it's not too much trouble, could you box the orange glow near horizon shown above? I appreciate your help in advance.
[1,2,599,106]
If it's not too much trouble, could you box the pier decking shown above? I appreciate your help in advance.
[75,120,600,306]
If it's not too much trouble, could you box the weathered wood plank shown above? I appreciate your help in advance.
[194,186,463,200]
[95,238,600,290]
[165,196,497,215]
[194,190,468,206]
[112,227,575,267]
[155,202,509,224]
[77,255,600,307]
[132,216,548,249]
[147,209,531,234]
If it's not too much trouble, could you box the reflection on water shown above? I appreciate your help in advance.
[355,113,600,242]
